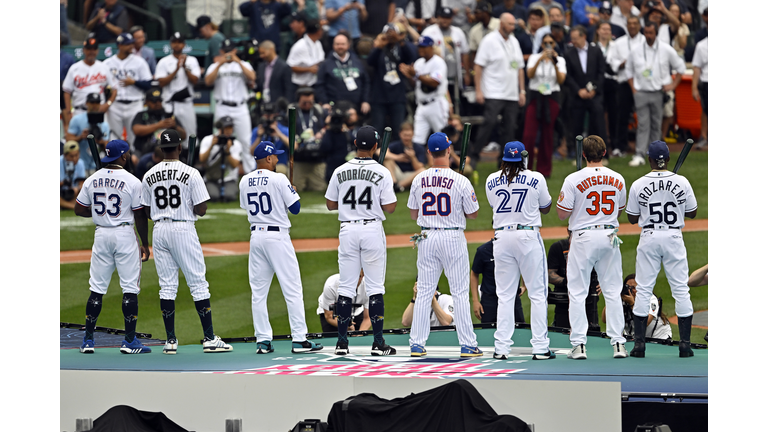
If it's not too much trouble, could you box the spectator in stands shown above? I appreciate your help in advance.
[406,0,438,31]
[531,5,566,56]
[571,0,602,28]
[606,15,643,158]
[86,0,128,44]
[644,1,679,47]
[317,272,372,334]
[367,23,418,139]
[421,7,471,108]
[326,0,368,44]
[383,122,427,193]
[691,36,707,150]
[60,141,87,210]
[470,240,526,324]
[523,32,566,178]
[626,21,685,167]
[292,87,328,192]
[135,145,164,181]
[472,13,526,168]
[443,0,476,33]
[587,2,626,42]
[360,0,395,39]
[197,15,226,70]
[199,116,244,202]
[668,3,688,58]
[548,20,569,53]
[493,0,527,24]
[524,7,548,61]
[251,100,291,174]
[402,283,455,327]
[289,11,308,43]
[564,25,607,151]
[65,93,112,173]
[527,0,566,15]
[60,32,76,132]
[661,0,691,26]
[129,26,157,76]
[694,8,707,45]
[468,2,499,68]
[62,37,117,121]
[315,33,371,115]
[258,41,294,104]
[594,21,619,153]
[548,231,601,331]
[442,115,474,178]
[240,0,293,52]
[287,19,326,88]
[610,0,640,33]
[320,103,355,183]
[131,88,187,156]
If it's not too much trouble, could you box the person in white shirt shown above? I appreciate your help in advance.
[610,0,640,33]
[472,13,526,168]
[198,116,244,202]
[420,7,471,104]
[287,18,325,87]
[645,3,679,47]
[691,37,707,149]
[62,37,118,124]
[401,283,455,328]
[317,273,372,333]
[625,21,685,167]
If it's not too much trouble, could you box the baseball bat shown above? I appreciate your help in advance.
[673,139,694,174]
[186,134,197,166]
[521,150,529,169]
[378,127,392,165]
[288,107,296,185]
[459,122,472,174]
[575,135,584,170]
[87,134,102,170]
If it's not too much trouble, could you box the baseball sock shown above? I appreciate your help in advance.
[336,296,353,344]
[122,293,139,343]
[368,294,385,345]
[195,299,215,340]
[84,292,104,341]
[160,299,176,342]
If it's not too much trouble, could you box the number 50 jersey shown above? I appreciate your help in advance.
[557,166,627,231]
[141,160,209,221]
[325,158,397,221]
[239,169,299,228]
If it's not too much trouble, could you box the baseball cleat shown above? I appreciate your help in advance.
[163,339,178,355]
[460,345,483,357]
[679,342,694,358]
[532,350,557,360]
[613,343,628,358]
[203,335,233,353]
[371,341,396,356]
[410,344,427,357]
[292,340,323,353]
[256,341,274,354]
[628,155,646,167]
[120,337,151,354]
[567,344,587,360]
[80,338,95,354]
[493,352,508,360]
[335,341,350,355]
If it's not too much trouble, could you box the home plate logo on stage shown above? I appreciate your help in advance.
[219,361,525,378]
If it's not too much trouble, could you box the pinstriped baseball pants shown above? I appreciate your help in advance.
[153,221,211,302]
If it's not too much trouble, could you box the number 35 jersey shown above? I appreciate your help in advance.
[485,169,551,228]
[325,158,396,222]
[77,168,144,226]
[239,169,299,228]
[625,171,697,228]
[557,166,627,231]
[141,160,209,221]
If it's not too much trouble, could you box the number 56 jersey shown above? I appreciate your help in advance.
[239,169,299,228]
[141,160,209,221]
[557,166,627,231]
[625,171,697,228]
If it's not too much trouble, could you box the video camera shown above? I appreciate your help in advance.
[258,102,285,135]
[60,160,76,201]
[87,113,105,142]
[328,106,348,133]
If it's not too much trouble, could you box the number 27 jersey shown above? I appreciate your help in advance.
[625,171,697,228]
[141,160,209,221]
[557,166,627,231]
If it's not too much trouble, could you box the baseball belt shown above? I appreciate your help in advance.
[74,105,88,111]
[156,218,194,222]
[494,225,537,231]
[95,222,133,228]
[577,224,617,231]
[218,100,245,107]
[420,227,461,230]
[251,225,281,232]
[642,225,681,230]
[419,98,436,105]
[116,100,142,104]
[341,219,378,224]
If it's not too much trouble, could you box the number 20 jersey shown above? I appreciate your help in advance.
[625,171,697,228]
[485,169,551,228]
[141,160,209,221]
[557,166,627,231]
[408,167,480,229]
[325,158,396,222]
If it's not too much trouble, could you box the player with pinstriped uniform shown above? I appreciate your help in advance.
[485,141,556,360]
[141,129,233,354]
[408,132,482,357]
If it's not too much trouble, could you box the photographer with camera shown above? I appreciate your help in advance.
[131,88,187,157]
[602,274,672,341]
[250,100,291,174]
[60,141,87,210]
[198,116,245,202]
[315,33,371,116]
[320,103,355,183]
[65,92,112,174]
[292,87,328,192]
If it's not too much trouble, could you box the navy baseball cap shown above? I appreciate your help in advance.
[102,140,130,163]
[158,129,182,148]
[86,93,101,103]
[418,36,434,47]
[427,132,451,152]
[116,32,134,45]
[253,141,284,160]
[599,1,612,14]
[355,126,380,150]
[170,31,185,42]
[648,140,669,160]
[502,141,525,162]
[83,36,98,50]
[221,38,237,52]
[197,15,212,29]
[437,7,454,18]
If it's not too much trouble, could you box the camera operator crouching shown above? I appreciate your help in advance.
[199,116,245,202]
[250,99,291,175]
[292,87,327,192]
[320,101,357,183]
[64,92,112,175]
[60,141,87,210]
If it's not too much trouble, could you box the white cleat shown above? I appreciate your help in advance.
[613,343,628,358]
[163,339,178,355]
[203,335,233,353]
[567,344,587,360]
[628,155,646,167]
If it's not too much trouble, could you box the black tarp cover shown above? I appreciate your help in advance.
[90,405,191,432]
[326,380,531,432]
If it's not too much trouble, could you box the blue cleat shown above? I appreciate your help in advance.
[120,337,151,354]
[460,345,483,357]
[410,344,427,357]
[80,338,95,354]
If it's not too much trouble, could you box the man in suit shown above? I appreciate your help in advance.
[564,25,607,150]
[258,40,294,104]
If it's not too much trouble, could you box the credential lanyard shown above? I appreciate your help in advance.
[298,109,314,131]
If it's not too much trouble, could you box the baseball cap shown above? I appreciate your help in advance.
[196,15,212,29]
[158,129,183,148]
[146,87,163,101]
[101,140,130,163]
[296,86,314,97]
[599,1,612,14]
[427,132,451,152]
[437,7,454,18]
[221,38,236,52]
[647,140,669,160]
[306,18,321,34]
[116,32,134,45]
[476,1,493,14]
[355,126,380,150]
[417,35,434,47]
[291,11,307,23]
[217,116,235,129]
[502,141,525,162]
[253,141,285,160]
[86,93,101,104]
[383,23,401,34]
[63,140,79,155]
[550,21,565,30]
[170,31,185,43]
[83,37,98,50]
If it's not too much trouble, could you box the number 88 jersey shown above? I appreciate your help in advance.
[557,167,627,230]
[625,171,697,228]
[141,160,209,221]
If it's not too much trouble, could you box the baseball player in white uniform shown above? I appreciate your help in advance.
[154,32,201,149]
[408,132,481,357]
[625,140,697,358]
[205,38,256,173]
[141,129,232,354]
[103,33,153,151]
[485,141,555,360]
[402,36,450,147]
[325,126,398,356]
[557,135,628,359]
[317,272,371,333]
[239,141,323,354]
[75,140,151,354]
[62,37,118,119]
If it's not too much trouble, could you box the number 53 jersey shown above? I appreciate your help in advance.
[625,171,697,228]
[77,167,144,226]
[141,160,209,221]
[557,167,627,231]
[239,169,299,228]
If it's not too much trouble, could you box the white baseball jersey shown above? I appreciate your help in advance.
[206,61,254,103]
[485,169,551,228]
[413,55,448,103]
[239,169,299,229]
[408,167,480,228]
[325,158,397,221]
[647,295,673,340]
[103,53,153,101]
[77,168,143,226]
[62,60,116,107]
[154,54,202,105]
[557,167,627,230]
[626,171,697,228]
[141,160,209,221]
[430,294,454,327]
[316,274,368,315]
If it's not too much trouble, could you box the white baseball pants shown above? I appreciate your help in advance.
[338,221,387,298]
[152,221,211,301]
[106,100,144,149]
[633,228,693,318]
[413,99,449,145]
[89,225,142,295]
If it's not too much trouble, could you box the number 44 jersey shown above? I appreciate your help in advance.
[141,160,209,221]
[239,169,299,228]
[557,166,627,231]
[325,158,396,222]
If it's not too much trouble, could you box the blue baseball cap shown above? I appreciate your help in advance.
[502,141,525,162]
[253,141,284,160]
[116,33,134,45]
[101,140,130,163]
[647,140,669,160]
[427,132,451,152]
[418,36,434,47]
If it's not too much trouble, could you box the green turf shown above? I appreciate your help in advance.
[59,151,708,251]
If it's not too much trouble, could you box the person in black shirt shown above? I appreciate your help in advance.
[131,88,186,156]
[470,240,526,324]
[547,231,601,331]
